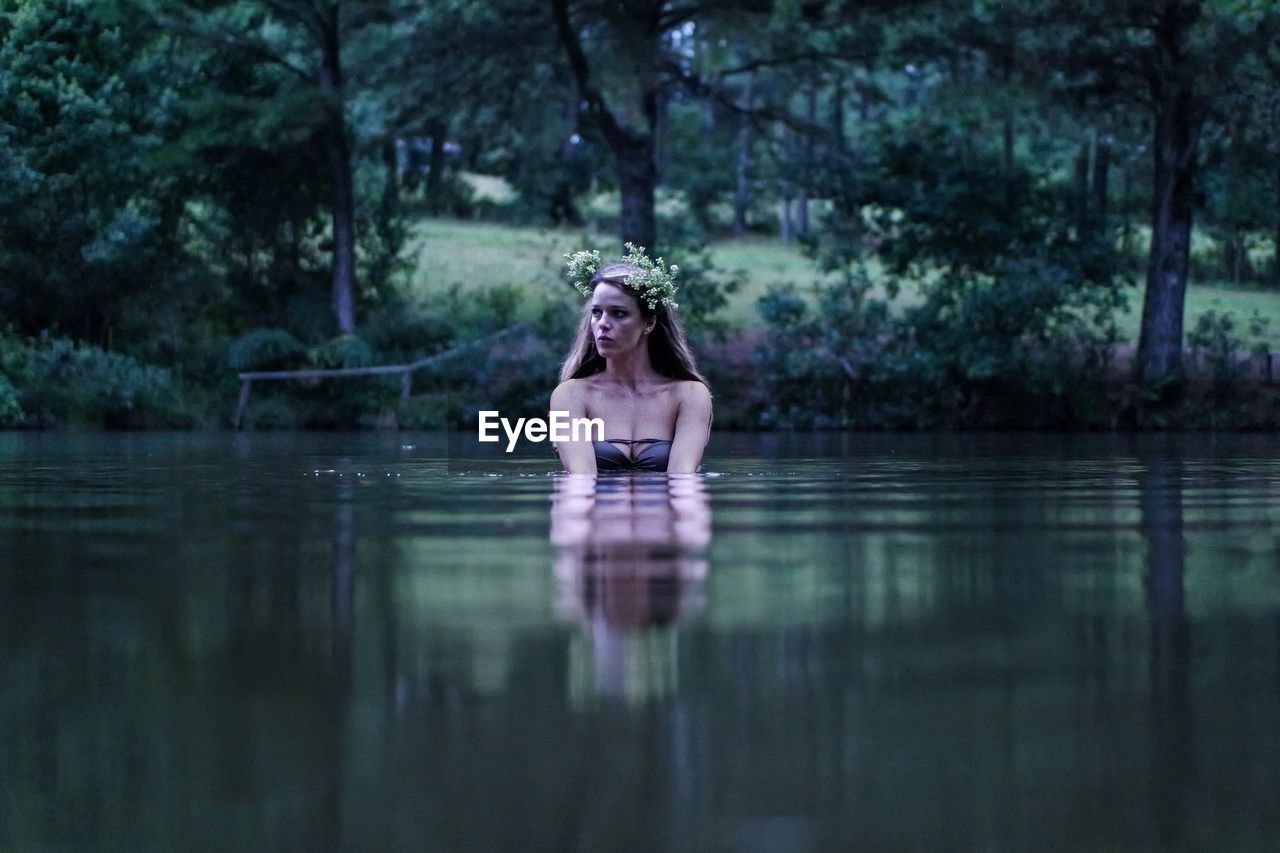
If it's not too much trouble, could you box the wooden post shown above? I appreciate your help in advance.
[234,379,252,430]
[229,323,527,428]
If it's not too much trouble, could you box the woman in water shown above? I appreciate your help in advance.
[551,245,712,474]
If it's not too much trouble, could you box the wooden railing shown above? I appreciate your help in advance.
[232,324,530,429]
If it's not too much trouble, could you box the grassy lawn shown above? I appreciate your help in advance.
[407,217,1280,349]
[410,217,592,294]
[1118,282,1280,350]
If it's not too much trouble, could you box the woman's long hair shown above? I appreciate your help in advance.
[558,262,710,387]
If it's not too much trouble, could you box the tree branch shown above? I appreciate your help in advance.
[661,59,834,141]
[159,14,313,80]
[550,0,643,151]
[717,50,866,78]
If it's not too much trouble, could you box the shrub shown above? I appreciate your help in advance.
[309,334,375,369]
[9,332,191,428]
[1186,308,1272,426]
[753,116,1129,429]
[363,306,454,363]
[228,328,306,371]
[0,373,23,426]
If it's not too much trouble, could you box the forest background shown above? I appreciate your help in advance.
[2,0,1279,431]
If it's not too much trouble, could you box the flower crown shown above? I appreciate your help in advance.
[563,243,679,311]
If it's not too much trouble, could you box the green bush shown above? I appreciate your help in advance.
[1188,308,1271,384]
[309,334,375,369]
[755,117,1128,429]
[363,305,454,363]
[1185,308,1272,426]
[5,332,191,428]
[0,373,23,426]
[657,223,742,339]
[1,328,32,426]
[240,394,303,430]
[228,328,307,371]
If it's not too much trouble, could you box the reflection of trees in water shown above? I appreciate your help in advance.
[214,475,358,851]
[0,461,368,850]
[1141,455,1188,697]
[14,439,1280,851]
[1139,451,1192,850]
[551,474,711,703]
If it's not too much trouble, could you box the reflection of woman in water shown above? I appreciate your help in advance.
[551,246,712,474]
[551,475,711,700]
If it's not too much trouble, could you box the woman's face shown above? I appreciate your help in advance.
[590,282,653,358]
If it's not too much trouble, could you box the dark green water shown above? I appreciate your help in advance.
[3,431,1279,852]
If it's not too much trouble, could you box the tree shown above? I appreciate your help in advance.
[1135,0,1203,389]
[941,0,1271,390]
[160,0,391,334]
[551,1,890,251]
[357,0,587,228]
[0,0,181,343]
[550,0,669,251]
[1198,8,1280,285]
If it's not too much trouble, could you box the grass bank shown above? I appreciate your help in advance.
[408,218,1280,349]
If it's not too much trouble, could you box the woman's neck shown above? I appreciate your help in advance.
[602,347,660,387]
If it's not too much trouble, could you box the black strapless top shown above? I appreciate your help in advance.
[594,438,672,472]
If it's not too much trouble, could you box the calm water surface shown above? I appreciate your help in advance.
[2,431,1279,851]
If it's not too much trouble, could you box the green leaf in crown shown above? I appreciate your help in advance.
[563,243,679,311]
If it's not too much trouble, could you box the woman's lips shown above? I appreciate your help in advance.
[597,336,613,344]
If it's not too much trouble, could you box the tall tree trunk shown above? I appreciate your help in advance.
[617,139,657,251]
[319,3,356,334]
[1221,229,1254,283]
[1000,30,1016,214]
[380,135,399,225]
[797,83,816,236]
[1219,156,1234,280]
[1121,166,1133,255]
[425,117,447,215]
[1091,133,1110,234]
[831,72,846,152]
[1238,234,1254,281]
[1221,233,1237,282]
[1074,140,1091,236]
[290,215,302,273]
[1002,116,1015,216]
[653,87,669,186]
[552,0,660,253]
[370,134,402,290]
[1275,164,1280,286]
[1002,119,1015,173]
[1137,0,1202,388]
[732,70,755,235]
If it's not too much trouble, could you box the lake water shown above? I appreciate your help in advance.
[2,431,1279,851]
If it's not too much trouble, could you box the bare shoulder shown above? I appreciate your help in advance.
[550,378,587,408]
[676,381,713,422]
[676,380,712,403]
[552,377,589,397]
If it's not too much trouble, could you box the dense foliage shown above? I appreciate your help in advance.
[1,0,1277,430]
